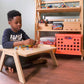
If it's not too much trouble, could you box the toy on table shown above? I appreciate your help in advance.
[14,41,37,50]
[14,45,32,50]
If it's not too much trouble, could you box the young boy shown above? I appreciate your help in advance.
[2,10,46,72]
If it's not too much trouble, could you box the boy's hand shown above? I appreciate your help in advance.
[13,39,37,47]
[23,39,38,47]
[23,39,34,45]
[32,40,38,48]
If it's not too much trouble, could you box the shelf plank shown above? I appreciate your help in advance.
[42,0,80,4]
[48,19,80,22]
[36,7,81,13]
[37,29,81,32]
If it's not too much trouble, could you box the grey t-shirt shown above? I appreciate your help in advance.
[2,28,30,48]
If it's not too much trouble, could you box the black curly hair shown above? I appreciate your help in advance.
[7,10,21,21]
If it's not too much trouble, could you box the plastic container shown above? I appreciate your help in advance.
[40,37,55,45]
[55,34,82,55]
[40,37,56,53]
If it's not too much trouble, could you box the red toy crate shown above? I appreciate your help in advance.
[55,34,82,55]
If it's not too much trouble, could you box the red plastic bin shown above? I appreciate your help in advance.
[55,34,82,55]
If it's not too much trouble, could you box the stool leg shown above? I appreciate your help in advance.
[13,51,25,84]
[50,50,58,66]
[0,51,5,71]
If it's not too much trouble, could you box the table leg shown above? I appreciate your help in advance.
[50,50,58,66]
[13,51,25,84]
[0,51,5,71]
[81,55,83,61]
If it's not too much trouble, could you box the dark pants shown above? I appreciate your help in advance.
[4,54,41,70]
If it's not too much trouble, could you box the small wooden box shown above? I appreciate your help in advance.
[63,22,81,30]
[38,23,52,30]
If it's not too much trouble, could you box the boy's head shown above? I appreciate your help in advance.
[7,10,22,32]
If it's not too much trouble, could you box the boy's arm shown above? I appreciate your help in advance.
[13,41,24,47]
[2,29,24,48]
[13,39,30,47]
[13,29,31,47]
[13,39,35,47]
[2,29,36,48]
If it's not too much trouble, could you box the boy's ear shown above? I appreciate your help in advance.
[8,21,11,24]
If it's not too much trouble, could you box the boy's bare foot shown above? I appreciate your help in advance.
[8,67,14,73]
[4,66,14,73]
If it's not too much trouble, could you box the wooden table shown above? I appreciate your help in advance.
[0,44,58,84]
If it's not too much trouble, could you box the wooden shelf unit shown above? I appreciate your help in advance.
[35,0,83,60]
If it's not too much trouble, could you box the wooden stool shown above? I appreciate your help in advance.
[0,44,58,84]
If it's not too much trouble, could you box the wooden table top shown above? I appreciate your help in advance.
[0,44,57,57]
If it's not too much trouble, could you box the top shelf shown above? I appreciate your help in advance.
[42,0,80,4]
[36,7,81,13]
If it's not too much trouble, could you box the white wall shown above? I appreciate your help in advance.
[0,0,35,44]
[0,0,84,45]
